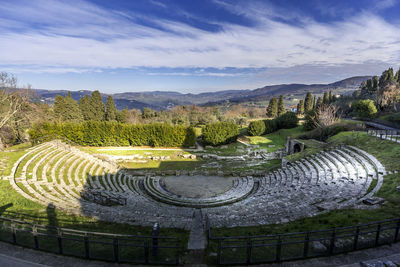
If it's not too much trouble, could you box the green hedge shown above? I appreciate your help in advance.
[248,112,299,136]
[29,121,196,147]
[202,122,239,146]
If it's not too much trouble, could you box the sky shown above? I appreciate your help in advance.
[0,0,400,93]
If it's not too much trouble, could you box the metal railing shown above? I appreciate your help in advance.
[0,216,181,265]
[366,129,400,142]
[206,216,400,265]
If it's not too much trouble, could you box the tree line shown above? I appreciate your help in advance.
[354,67,400,111]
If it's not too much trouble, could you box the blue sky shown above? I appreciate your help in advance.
[0,0,399,93]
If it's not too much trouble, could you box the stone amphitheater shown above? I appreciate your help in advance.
[8,140,386,229]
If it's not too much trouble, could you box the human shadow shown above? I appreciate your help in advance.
[0,203,13,216]
[46,203,59,235]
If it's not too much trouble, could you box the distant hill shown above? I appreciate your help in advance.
[30,76,370,110]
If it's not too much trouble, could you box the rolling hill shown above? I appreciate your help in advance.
[31,76,370,110]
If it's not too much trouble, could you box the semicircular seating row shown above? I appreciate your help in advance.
[9,140,385,229]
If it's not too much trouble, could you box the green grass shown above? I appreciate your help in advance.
[122,159,204,171]
[80,147,191,157]
[246,126,304,152]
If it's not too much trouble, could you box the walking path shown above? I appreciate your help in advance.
[187,209,207,250]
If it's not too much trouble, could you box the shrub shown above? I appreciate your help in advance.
[351,100,377,119]
[298,122,364,141]
[275,112,299,129]
[248,120,266,136]
[263,119,278,134]
[28,121,196,147]
[202,122,239,146]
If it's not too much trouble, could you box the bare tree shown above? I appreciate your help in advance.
[311,104,341,129]
[0,72,29,150]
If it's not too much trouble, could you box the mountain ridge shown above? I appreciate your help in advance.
[31,76,370,110]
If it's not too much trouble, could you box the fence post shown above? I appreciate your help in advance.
[33,225,39,249]
[353,227,360,250]
[394,219,400,242]
[375,224,381,247]
[303,232,309,258]
[276,236,282,262]
[217,240,222,265]
[144,242,150,264]
[11,222,16,244]
[57,229,63,254]
[152,222,159,258]
[329,231,336,254]
[246,239,252,264]
[113,238,119,262]
[84,234,90,259]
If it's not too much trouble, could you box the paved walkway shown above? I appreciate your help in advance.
[187,209,207,250]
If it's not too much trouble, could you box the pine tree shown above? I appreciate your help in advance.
[304,92,313,112]
[323,92,329,104]
[116,108,129,123]
[266,97,278,117]
[105,96,117,121]
[328,90,333,103]
[63,93,83,122]
[277,95,285,116]
[297,99,304,115]
[54,95,65,120]
[54,93,82,122]
[316,97,323,108]
[79,94,93,120]
[90,90,105,121]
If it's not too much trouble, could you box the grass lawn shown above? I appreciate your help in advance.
[79,146,192,157]
[246,126,304,152]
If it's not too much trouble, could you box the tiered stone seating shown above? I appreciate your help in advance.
[9,140,386,229]
[205,145,386,228]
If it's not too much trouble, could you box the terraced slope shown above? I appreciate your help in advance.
[9,140,386,228]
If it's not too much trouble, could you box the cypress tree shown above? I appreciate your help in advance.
[395,68,400,83]
[313,96,316,110]
[323,92,329,104]
[90,90,105,121]
[297,99,304,115]
[277,95,285,116]
[316,97,323,108]
[328,90,333,103]
[266,97,278,117]
[79,94,93,120]
[105,95,117,121]
[304,92,313,112]
[372,76,379,90]
[54,95,65,120]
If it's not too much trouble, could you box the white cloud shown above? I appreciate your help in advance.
[0,0,399,75]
